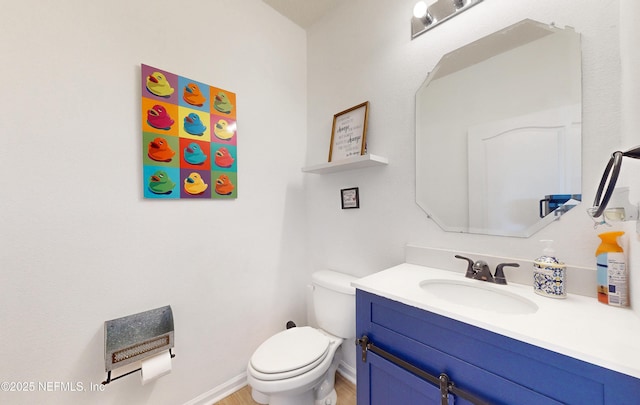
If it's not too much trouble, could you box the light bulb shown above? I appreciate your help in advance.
[413,1,428,19]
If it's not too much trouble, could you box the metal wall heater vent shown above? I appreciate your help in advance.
[112,335,171,364]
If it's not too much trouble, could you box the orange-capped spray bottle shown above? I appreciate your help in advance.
[596,231,628,306]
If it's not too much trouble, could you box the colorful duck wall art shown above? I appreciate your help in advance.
[147,105,175,130]
[146,72,175,97]
[148,137,175,162]
[148,170,176,194]
[183,83,206,107]
[184,113,207,135]
[141,64,238,199]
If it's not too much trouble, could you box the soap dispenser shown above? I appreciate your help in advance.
[533,240,566,299]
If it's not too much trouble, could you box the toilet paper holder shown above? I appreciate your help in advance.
[102,305,175,385]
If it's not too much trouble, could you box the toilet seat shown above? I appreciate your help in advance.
[250,327,330,381]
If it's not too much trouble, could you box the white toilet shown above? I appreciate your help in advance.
[247,270,357,405]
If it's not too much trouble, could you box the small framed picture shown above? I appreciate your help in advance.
[328,102,369,162]
[341,187,360,209]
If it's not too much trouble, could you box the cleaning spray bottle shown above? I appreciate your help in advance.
[596,231,628,306]
[533,240,566,299]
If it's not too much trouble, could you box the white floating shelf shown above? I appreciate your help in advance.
[302,154,388,174]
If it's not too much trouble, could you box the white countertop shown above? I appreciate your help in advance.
[352,263,640,380]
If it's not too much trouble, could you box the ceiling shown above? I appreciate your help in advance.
[262,0,349,29]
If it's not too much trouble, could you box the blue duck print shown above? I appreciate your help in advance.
[184,113,207,135]
[184,142,208,165]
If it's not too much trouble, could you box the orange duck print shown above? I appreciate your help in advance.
[147,137,175,162]
[183,83,206,107]
[215,174,234,195]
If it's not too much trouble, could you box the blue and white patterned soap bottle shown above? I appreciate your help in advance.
[533,240,567,299]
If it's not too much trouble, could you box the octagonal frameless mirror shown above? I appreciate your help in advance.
[416,19,582,237]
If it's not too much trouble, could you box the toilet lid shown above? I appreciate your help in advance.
[250,327,330,377]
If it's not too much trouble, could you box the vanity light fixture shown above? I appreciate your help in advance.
[411,0,484,39]
[412,1,430,22]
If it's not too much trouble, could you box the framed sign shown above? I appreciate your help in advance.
[328,101,369,162]
[341,187,360,209]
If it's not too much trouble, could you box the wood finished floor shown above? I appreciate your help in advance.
[214,372,356,405]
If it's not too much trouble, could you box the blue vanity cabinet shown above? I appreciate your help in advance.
[356,290,640,405]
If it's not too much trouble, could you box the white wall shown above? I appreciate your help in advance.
[306,0,636,369]
[0,1,308,404]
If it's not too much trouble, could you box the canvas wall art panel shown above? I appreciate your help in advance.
[141,64,237,199]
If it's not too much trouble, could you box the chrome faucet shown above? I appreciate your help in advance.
[454,255,520,285]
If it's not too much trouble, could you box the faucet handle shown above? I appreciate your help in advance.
[454,255,475,278]
[494,262,520,285]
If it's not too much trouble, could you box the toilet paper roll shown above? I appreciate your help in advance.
[141,350,172,385]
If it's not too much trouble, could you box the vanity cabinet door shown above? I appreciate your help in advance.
[356,290,640,405]
[358,350,452,405]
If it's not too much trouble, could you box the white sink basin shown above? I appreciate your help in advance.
[420,279,539,315]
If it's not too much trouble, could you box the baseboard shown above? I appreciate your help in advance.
[337,360,356,385]
[184,362,356,405]
[183,372,247,405]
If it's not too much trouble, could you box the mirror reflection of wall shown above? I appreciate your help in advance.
[415,19,582,237]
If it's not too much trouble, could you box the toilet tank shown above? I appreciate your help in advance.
[311,270,357,339]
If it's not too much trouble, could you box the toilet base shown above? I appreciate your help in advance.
[251,389,270,404]
[251,386,337,405]
[315,388,337,405]
[252,388,314,405]
[314,357,339,405]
